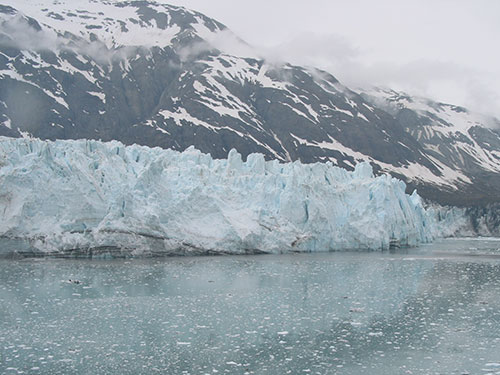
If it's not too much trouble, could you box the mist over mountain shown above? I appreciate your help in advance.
[1,0,500,208]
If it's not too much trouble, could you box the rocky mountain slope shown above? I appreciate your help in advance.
[360,88,500,205]
[1,0,500,207]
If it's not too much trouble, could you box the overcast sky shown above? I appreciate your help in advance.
[166,0,500,118]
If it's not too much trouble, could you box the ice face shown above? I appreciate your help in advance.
[0,137,436,255]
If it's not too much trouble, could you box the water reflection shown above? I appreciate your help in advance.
[0,240,500,374]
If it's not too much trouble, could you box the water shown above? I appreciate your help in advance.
[1,238,500,375]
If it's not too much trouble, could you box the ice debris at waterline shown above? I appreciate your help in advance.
[0,137,434,256]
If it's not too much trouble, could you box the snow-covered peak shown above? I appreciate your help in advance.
[361,86,500,135]
[360,87,500,177]
[0,0,226,49]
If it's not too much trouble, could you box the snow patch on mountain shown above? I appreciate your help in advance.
[0,0,219,49]
[291,133,471,189]
[361,87,500,177]
[362,87,499,133]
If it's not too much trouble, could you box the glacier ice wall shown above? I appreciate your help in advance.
[425,204,500,238]
[425,205,475,238]
[0,137,435,256]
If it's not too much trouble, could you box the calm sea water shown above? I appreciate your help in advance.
[1,238,500,375]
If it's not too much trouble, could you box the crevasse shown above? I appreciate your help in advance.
[0,137,436,256]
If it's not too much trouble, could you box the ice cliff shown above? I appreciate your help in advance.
[0,137,435,256]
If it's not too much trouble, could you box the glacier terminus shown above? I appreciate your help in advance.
[0,137,443,256]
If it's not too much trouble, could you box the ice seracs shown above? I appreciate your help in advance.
[0,137,436,256]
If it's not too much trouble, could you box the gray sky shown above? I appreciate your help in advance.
[166,0,500,118]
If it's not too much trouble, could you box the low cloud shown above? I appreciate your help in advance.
[177,28,259,63]
[177,39,212,62]
[260,33,500,121]
[0,14,61,51]
[0,12,133,64]
[202,28,259,59]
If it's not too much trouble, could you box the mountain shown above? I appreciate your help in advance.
[360,88,500,205]
[1,0,500,207]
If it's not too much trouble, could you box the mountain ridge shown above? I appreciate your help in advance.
[1,0,500,207]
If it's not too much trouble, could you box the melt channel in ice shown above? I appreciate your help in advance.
[0,137,435,256]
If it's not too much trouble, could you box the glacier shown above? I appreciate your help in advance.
[0,137,437,256]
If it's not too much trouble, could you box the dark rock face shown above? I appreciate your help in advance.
[466,203,500,236]
[1,1,500,209]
